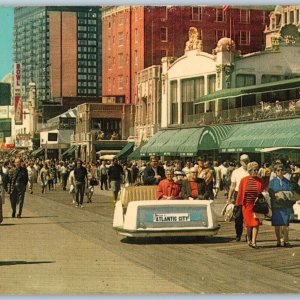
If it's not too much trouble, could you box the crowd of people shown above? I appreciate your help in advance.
[0,153,299,249]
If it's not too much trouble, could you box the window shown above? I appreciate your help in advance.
[208,75,216,94]
[88,54,96,60]
[78,19,87,25]
[118,53,124,67]
[88,33,96,39]
[239,31,250,45]
[236,74,255,87]
[78,40,87,45]
[134,50,138,65]
[118,12,124,24]
[88,19,97,25]
[118,75,124,89]
[48,133,58,141]
[181,77,204,124]
[88,40,97,46]
[108,36,111,49]
[78,32,87,38]
[88,61,96,66]
[296,10,300,24]
[108,21,111,29]
[170,80,178,124]
[161,49,167,57]
[161,27,168,42]
[240,9,250,24]
[135,28,138,43]
[160,6,167,21]
[215,30,225,42]
[216,9,225,22]
[78,26,87,31]
[191,7,202,21]
[261,74,283,84]
[78,74,87,80]
[88,68,96,73]
[118,32,124,45]
[78,53,87,59]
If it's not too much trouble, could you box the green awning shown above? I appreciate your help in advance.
[140,130,179,156]
[220,119,300,153]
[196,77,300,103]
[31,147,45,157]
[162,128,198,156]
[116,142,134,160]
[127,146,142,160]
[62,145,76,157]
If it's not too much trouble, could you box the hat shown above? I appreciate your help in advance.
[240,154,249,162]
[174,170,184,176]
[190,167,198,173]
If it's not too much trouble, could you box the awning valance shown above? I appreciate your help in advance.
[196,77,300,103]
[220,119,300,153]
[30,147,45,157]
[116,142,134,160]
[62,145,76,157]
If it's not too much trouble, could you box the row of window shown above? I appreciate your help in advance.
[78,46,97,53]
[78,60,97,67]
[105,8,254,25]
[78,81,97,87]
[78,74,97,80]
[78,88,97,94]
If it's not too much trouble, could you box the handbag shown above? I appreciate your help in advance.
[253,194,269,215]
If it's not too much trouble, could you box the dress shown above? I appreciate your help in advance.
[269,177,293,226]
[237,176,265,227]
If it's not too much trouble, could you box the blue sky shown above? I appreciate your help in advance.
[0,6,13,81]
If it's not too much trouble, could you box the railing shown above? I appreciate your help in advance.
[184,99,300,126]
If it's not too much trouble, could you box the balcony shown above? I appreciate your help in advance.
[173,98,300,127]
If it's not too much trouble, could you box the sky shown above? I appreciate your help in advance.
[0,6,13,81]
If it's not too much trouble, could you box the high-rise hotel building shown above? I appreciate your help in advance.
[13,7,102,109]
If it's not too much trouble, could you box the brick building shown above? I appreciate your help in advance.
[102,6,272,105]
[13,6,102,111]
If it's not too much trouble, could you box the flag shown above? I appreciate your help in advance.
[223,5,231,12]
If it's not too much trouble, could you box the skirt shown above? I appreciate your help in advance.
[271,208,292,226]
[242,203,260,227]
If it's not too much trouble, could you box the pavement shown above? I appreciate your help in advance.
[0,187,189,294]
[0,186,299,294]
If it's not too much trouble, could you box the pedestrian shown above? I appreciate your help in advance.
[156,169,181,200]
[86,172,96,203]
[227,154,250,242]
[0,160,8,224]
[237,161,265,249]
[60,162,68,191]
[27,161,35,194]
[74,160,88,208]
[39,162,49,194]
[143,156,165,185]
[108,158,124,201]
[213,161,222,198]
[97,160,108,190]
[199,160,214,200]
[10,158,29,218]
[68,164,76,203]
[181,167,205,200]
[269,164,296,247]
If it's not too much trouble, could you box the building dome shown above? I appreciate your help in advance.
[1,73,12,84]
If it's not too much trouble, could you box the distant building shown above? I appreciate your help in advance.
[13,6,102,110]
[265,5,300,49]
[102,6,272,105]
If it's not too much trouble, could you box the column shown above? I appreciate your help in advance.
[177,80,181,125]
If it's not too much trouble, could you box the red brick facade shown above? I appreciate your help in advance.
[102,6,270,105]
[49,11,78,98]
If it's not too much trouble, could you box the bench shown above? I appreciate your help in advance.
[120,185,157,208]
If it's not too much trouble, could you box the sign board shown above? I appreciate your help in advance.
[14,63,23,125]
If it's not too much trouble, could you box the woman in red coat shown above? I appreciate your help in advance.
[156,169,181,200]
[237,161,265,249]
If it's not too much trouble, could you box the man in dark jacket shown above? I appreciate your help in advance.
[108,158,124,201]
[10,158,29,218]
[74,160,88,208]
[143,156,165,185]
